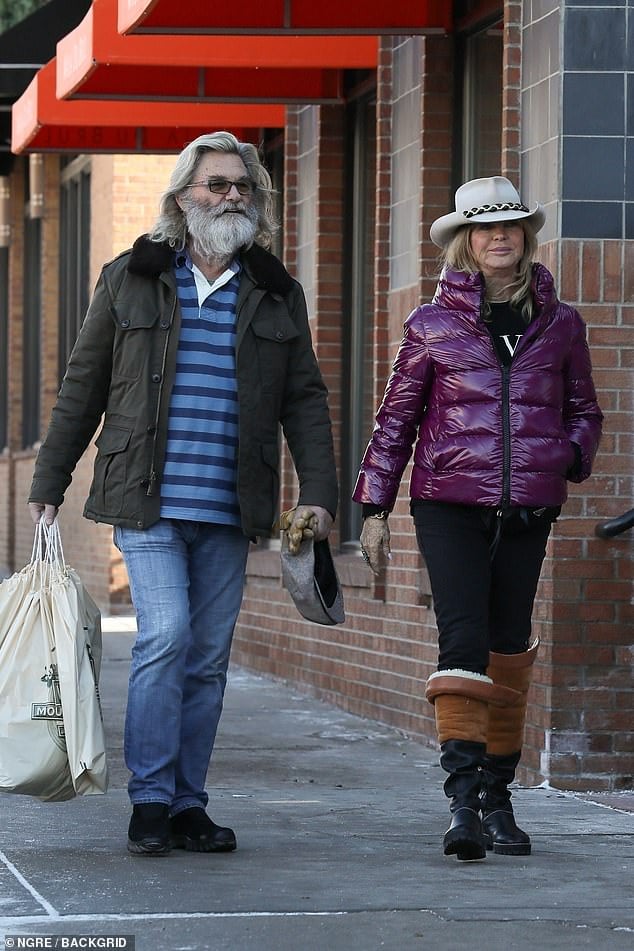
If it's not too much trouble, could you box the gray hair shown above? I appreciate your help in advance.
[441,221,539,321]
[149,131,277,249]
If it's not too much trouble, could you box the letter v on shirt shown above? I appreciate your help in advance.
[500,333,522,357]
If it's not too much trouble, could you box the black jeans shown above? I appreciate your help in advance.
[413,501,555,674]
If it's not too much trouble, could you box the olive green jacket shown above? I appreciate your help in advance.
[29,237,338,537]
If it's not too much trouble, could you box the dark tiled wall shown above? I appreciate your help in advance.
[562,1,632,237]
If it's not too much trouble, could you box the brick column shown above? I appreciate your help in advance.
[519,0,634,790]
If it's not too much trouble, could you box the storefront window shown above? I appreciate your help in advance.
[455,4,503,183]
[341,91,376,545]
[22,215,41,448]
[59,156,91,382]
[0,246,7,450]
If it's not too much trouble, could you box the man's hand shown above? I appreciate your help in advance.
[28,502,58,526]
[279,505,334,554]
[360,517,391,576]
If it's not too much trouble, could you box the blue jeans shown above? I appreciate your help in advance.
[114,519,249,815]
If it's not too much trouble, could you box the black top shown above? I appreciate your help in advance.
[486,301,528,367]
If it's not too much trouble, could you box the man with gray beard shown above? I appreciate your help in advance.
[28,132,338,856]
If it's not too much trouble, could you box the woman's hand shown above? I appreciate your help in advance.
[360,517,391,575]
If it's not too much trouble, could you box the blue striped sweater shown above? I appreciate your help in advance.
[160,253,241,525]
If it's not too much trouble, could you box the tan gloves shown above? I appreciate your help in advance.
[279,505,334,555]
[360,516,391,576]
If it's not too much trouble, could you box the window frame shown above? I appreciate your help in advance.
[22,213,41,449]
[58,155,91,383]
[340,87,377,548]
[0,247,8,450]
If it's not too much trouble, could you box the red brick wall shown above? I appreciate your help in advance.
[1,159,26,578]
[523,240,634,791]
[313,104,345,527]
[0,162,21,574]
[419,34,453,303]
[40,156,61,426]
[502,0,522,182]
[7,161,24,454]
[375,39,397,382]
[279,109,302,514]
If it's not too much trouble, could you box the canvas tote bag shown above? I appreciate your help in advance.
[0,521,108,801]
[47,523,108,796]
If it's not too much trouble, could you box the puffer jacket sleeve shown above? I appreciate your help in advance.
[353,308,434,508]
[562,307,603,482]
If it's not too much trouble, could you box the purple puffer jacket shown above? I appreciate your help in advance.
[353,264,603,510]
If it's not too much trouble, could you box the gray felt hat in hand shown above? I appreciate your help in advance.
[281,534,345,626]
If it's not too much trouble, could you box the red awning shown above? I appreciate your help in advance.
[58,0,377,102]
[12,60,285,154]
[118,0,452,34]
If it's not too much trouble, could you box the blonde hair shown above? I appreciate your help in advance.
[149,131,278,249]
[441,221,539,321]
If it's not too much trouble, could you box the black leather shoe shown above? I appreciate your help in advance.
[482,809,531,855]
[443,807,487,861]
[127,803,171,856]
[170,807,237,853]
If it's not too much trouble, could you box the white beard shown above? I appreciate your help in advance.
[184,199,258,266]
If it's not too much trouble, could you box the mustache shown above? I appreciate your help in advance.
[209,199,249,217]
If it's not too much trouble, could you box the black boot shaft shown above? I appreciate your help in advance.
[439,740,487,860]
[440,739,486,812]
[481,750,531,855]
[481,750,522,811]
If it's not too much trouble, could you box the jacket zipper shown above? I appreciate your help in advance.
[500,364,511,509]
[146,295,176,497]
[479,284,512,513]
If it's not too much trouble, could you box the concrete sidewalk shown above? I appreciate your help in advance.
[1,620,633,951]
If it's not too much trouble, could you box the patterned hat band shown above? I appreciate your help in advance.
[463,201,529,219]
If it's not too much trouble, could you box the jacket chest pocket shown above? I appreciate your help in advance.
[111,308,164,382]
[250,313,300,390]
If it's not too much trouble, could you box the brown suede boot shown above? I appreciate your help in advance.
[482,641,538,856]
[426,670,520,862]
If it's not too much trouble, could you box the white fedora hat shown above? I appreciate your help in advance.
[430,176,545,249]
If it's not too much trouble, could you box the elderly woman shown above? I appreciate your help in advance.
[353,177,602,862]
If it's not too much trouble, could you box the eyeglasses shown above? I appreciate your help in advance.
[183,178,255,196]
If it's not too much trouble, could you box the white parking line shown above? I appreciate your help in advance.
[0,850,58,917]
[0,910,351,928]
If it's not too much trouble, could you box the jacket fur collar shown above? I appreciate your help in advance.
[127,234,295,296]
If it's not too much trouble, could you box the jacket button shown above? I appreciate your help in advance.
[151,373,161,383]
[121,319,130,329]
[275,331,284,340]
[146,425,156,435]
[136,521,143,529]
[160,321,169,329]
